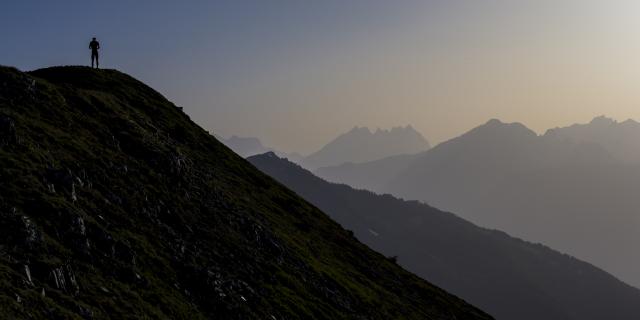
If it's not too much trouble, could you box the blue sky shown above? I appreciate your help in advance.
[3,1,640,153]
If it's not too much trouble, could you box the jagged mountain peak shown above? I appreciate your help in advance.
[349,125,371,133]
[589,115,617,125]
[302,125,430,169]
[472,118,537,137]
[544,116,640,137]
[540,116,640,162]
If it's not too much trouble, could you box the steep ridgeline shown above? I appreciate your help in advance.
[0,66,490,319]
[302,126,430,170]
[249,152,640,320]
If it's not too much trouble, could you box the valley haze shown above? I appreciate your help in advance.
[315,116,640,288]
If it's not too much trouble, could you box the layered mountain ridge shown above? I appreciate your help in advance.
[250,151,640,320]
[221,135,304,162]
[317,117,640,287]
[302,125,430,170]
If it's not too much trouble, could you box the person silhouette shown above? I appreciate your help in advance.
[89,37,100,69]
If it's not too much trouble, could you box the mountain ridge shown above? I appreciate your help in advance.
[316,116,640,287]
[221,135,304,162]
[302,125,430,170]
[249,152,640,320]
[0,66,490,319]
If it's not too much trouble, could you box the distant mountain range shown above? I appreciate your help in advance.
[250,152,640,320]
[545,116,640,163]
[316,116,640,287]
[315,153,420,192]
[221,135,304,162]
[301,125,430,170]
[223,125,431,171]
[222,135,272,157]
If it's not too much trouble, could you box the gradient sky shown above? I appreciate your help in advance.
[3,1,640,154]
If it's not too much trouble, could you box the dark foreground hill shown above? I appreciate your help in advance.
[249,152,640,320]
[0,66,490,319]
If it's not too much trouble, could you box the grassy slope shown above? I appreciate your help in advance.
[0,66,491,319]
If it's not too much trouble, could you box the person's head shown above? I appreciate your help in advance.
[92,37,96,41]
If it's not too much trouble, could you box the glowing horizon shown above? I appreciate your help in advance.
[3,1,640,153]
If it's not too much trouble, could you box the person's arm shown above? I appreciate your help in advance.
[97,43,100,49]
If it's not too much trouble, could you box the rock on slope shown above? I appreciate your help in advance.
[0,66,490,319]
[249,152,640,320]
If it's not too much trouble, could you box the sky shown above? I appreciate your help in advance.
[3,1,640,154]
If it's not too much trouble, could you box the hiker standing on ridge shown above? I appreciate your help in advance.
[89,37,100,69]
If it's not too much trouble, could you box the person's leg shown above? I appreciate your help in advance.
[96,53,99,69]
[91,52,99,68]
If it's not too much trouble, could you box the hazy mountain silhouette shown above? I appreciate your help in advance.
[222,135,304,162]
[313,119,553,191]
[543,115,640,163]
[321,117,640,287]
[0,66,491,319]
[249,152,640,320]
[302,125,430,170]
[223,135,271,157]
[315,153,421,191]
